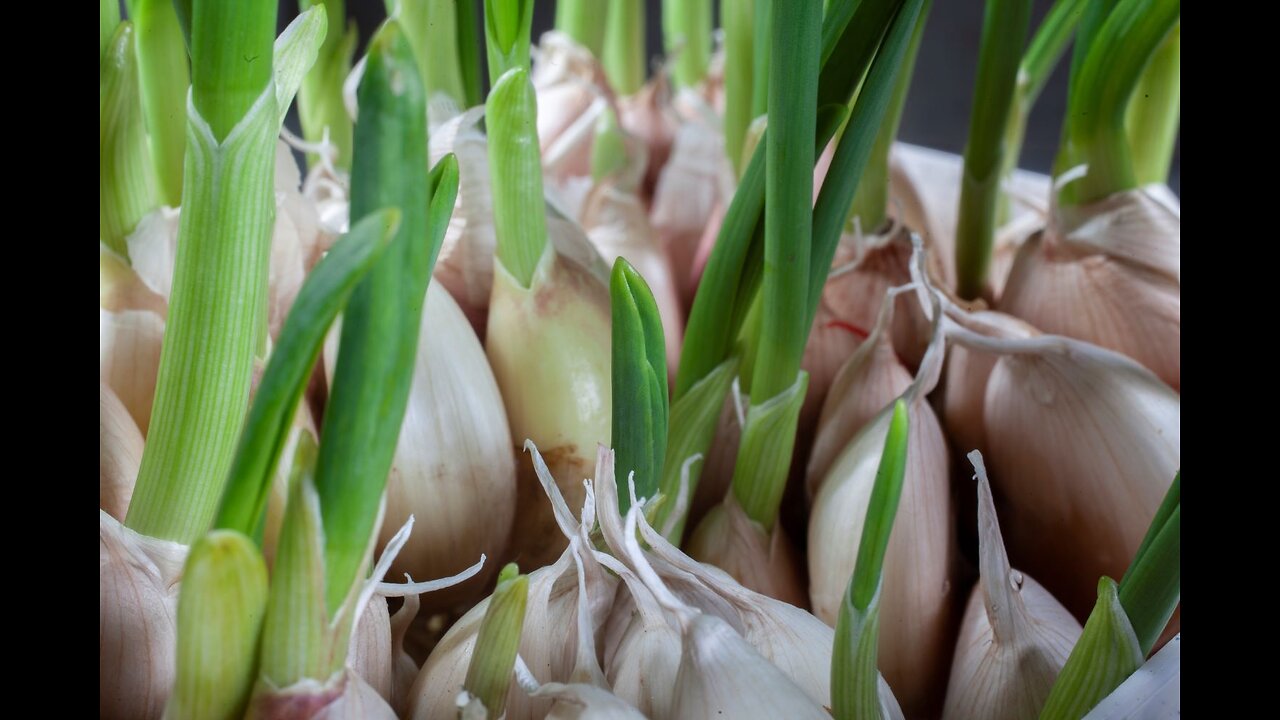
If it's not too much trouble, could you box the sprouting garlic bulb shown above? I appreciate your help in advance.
[532,31,615,184]
[101,383,144,520]
[888,142,1052,296]
[649,93,734,306]
[487,250,611,569]
[329,282,515,610]
[407,445,619,720]
[939,309,1037,459]
[998,185,1180,389]
[598,558,684,716]
[428,109,612,337]
[808,393,955,717]
[592,456,837,709]
[806,291,915,488]
[580,180,685,375]
[957,327,1180,618]
[942,452,1082,720]
[685,497,808,607]
[123,141,324,340]
[100,511,186,720]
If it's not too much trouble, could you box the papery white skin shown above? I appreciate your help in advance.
[322,283,515,610]
[998,185,1180,389]
[532,32,615,186]
[350,597,394,703]
[939,310,1038,459]
[1082,635,1180,720]
[616,73,677,205]
[100,511,187,720]
[406,442,618,720]
[685,496,808,608]
[246,670,398,720]
[101,383,144,520]
[941,452,1081,720]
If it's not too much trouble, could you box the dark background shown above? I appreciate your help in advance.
[275,0,1180,193]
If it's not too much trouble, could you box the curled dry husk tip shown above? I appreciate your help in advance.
[942,451,1082,720]
[406,441,618,720]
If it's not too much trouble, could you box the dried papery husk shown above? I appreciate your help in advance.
[948,325,1180,619]
[597,553,684,716]
[806,285,916,490]
[322,283,515,610]
[941,452,1082,720]
[486,248,611,569]
[888,142,1052,296]
[613,499,831,720]
[407,443,618,720]
[532,32,616,185]
[100,307,164,434]
[649,92,734,306]
[808,288,956,717]
[580,180,685,378]
[683,381,741,532]
[100,510,187,720]
[617,74,677,205]
[100,243,168,317]
[124,141,323,340]
[101,383,144,520]
[593,458,835,708]
[998,185,1180,389]
[939,309,1038,459]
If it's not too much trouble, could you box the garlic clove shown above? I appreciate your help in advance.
[246,669,399,720]
[976,333,1180,618]
[532,32,615,185]
[350,596,393,704]
[938,309,1038,459]
[808,397,955,717]
[486,250,612,570]
[998,186,1180,389]
[100,307,164,435]
[101,383,144,520]
[685,497,808,608]
[941,451,1082,720]
[100,511,186,720]
[616,74,677,206]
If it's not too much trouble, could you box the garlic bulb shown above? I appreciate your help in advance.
[428,109,611,337]
[942,452,1082,720]
[998,185,1180,389]
[806,287,915,488]
[100,307,163,435]
[101,383,144,520]
[486,250,611,569]
[332,282,515,610]
[407,443,618,720]
[532,32,614,184]
[951,325,1180,618]
[100,511,186,720]
[649,92,733,306]
[808,303,955,717]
